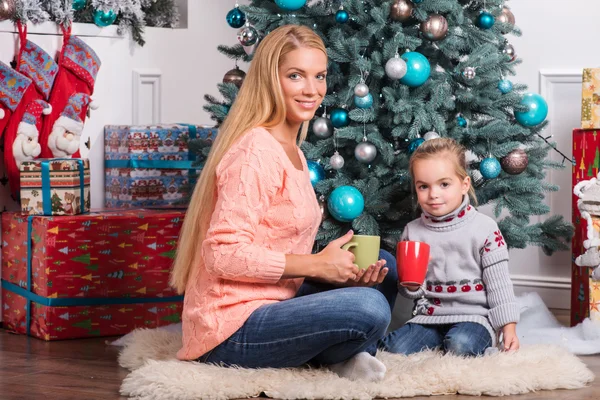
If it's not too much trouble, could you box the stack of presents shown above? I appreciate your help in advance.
[572,68,600,326]
[1,123,217,340]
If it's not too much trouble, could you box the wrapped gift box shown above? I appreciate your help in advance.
[104,124,217,208]
[581,69,600,129]
[571,129,600,325]
[19,158,90,216]
[1,209,184,340]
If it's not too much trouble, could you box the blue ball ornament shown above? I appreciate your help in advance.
[514,93,548,127]
[408,138,425,154]
[399,52,431,87]
[327,186,365,222]
[457,115,468,128]
[307,161,326,187]
[498,79,513,94]
[93,9,117,27]
[275,0,306,11]
[480,157,502,179]
[336,9,349,23]
[330,108,349,128]
[73,0,86,11]
[226,7,246,28]
[354,93,373,109]
[476,11,495,30]
[413,0,423,3]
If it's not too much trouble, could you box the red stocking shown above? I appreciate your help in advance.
[0,61,33,139]
[40,25,101,158]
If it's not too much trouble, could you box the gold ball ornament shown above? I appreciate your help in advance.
[318,195,329,222]
[222,67,246,88]
[0,0,15,21]
[420,14,448,41]
[390,0,413,22]
[501,149,529,175]
[497,7,515,32]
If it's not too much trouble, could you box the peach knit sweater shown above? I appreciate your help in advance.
[177,127,322,360]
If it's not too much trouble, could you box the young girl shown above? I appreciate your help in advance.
[170,25,398,382]
[381,138,520,356]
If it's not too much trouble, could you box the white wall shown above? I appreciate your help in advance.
[0,0,595,311]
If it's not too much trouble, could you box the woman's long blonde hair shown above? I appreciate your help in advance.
[409,137,478,205]
[170,25,327,294]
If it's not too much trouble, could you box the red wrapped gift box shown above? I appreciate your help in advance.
[1,209,184,340]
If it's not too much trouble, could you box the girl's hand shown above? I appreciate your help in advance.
[501,323,519,351]
[347,259,388,287]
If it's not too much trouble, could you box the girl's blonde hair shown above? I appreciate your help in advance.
[408,137,478,205]
[170,25,327,294]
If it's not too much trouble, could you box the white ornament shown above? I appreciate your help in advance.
[330,151,345,170]
[385,54,407,80]
[355,141,377,163]
[354,82,369,97]
[423,131,440,141]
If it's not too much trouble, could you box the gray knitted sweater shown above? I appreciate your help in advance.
[399,196,520,346]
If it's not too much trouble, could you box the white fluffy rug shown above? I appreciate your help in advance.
[118,329,595,399]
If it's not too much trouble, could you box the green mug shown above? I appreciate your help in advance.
[341,235,381,270]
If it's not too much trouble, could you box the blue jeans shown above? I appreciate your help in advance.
[381,322,492,357]
[198,249,398,368]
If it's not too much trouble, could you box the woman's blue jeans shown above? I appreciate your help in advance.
[198,249,398,368]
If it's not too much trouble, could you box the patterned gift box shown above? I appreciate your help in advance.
[19,158,90,216]
[581,69,600,129]
[104,124,217,208]
[1,209,184,340]
[571,129,600,325]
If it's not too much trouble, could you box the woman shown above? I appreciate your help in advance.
[171,25,398,382]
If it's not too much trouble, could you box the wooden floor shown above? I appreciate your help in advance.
[0,312,599,400]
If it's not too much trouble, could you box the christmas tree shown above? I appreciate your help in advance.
[202,0,573,254]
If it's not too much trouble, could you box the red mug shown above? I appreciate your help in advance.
[397,241,430,287]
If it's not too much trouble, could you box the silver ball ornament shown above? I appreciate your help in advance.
[497,7,515,33]
[354,83,370,97]
[385,55,407,80]
[237,25,259,46]
[462,67,476,80]
[355,141,377,163]
[503,43,517,62]
[330,151,345,170]
[423,131,440,141]
[312,117,333,139]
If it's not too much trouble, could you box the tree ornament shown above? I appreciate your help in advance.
[385,53,407,80]
[327,186,365,222]
[470,169,485,188]
[355,139,377,163]
[390,0,413,22]
[307,160,326,187]
[515,93,548,127]
[497,7,515,33]
[399,52,431,87]
[226,5,246,28]
[503,43,516,62]
[72,0,87,12]
[354,93,373,109]
[354,82,369,97]
[456,115,468,127]
[312,116,333,138]
[476,11,495,30]
[423,131,440,141]
[274,0,306,11]
[412,0,423,3]
[222,66,246,88]
[420,14,448,41]
[93,8,117,27]
[335,6,349,23]
[408,137,425,154]
[330,151,345,170]
[498,79,513,94]
[501,149,529,175]
[237,24,259,46]
[330,108,349,128]
[480,157,502,179]
[0,0,15,21]
[318,195,329,222]
[462,67,476,80]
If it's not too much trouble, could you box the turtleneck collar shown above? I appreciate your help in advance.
[420,195,476,231]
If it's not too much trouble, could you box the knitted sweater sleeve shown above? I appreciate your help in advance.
[201,137,286,283]
[397,224,427,299]
[480,228,520,329]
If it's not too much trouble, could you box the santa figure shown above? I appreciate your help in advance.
[47,92,97,158]
[13,99,51,167]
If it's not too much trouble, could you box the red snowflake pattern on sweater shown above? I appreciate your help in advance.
[494,231,505,247]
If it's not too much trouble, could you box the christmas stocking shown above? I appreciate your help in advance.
[0,60,33,139]
[40,26,101,158]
